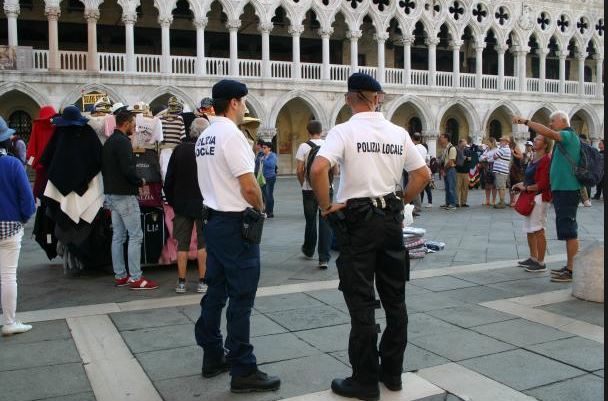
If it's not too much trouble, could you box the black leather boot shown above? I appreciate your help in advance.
[379,371,402,391]
[230,369,281,393]
[202,355,230,378]
[331,377,380,401]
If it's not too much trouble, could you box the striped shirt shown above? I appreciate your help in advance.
[493,145,511,175]
[159,115,186,149]
[0,221,22,240]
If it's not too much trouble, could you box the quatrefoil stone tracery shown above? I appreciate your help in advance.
[557,15,569,32]
[472,3,487,23]
[373,0,390,12]
[495,6,508,25]
[449,1,464,20]
[577,17,588,34]
[399,0,415,15]
[537,12,550,30]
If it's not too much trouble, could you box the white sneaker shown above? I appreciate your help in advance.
[2,321,33,336]
[583,200,592,207]
[424,204,433,208]
[197,281,208,293]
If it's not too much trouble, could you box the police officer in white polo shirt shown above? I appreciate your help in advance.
[194,79,280,393]
[310,73,430,400]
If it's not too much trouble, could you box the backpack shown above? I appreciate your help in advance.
[557,137,604,187]
[429,157,438,174]
[304,140,333,186]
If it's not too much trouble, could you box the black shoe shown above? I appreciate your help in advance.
[331,377,380,401]
[379,372,402,391]
[524,260,547,272]
[461,204,470,207]
[231,369,281,393]
[202,356,230,378]
[301,245,314,259]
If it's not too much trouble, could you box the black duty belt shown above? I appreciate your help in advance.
[347,192,402,210]
[208,209,243,218]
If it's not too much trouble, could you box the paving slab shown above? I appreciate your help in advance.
[0,320,71,345]
[406,292,466,313]
[450,271,517,285]
[410,276,479,292]
[460,349,586,391]
[264,304,350,331]
[539,299,604,327]
[487,277,571,297]
[432,285,512,304]
[0,363,92,401]
[136,345,201,381]
[293,323,350,352]
[524,374,603,401]
[110,307,191,331]
[250,332,321,364]
[407,313,462,339]
[122,323,196,354]
[593,369,604,377]
[0,338,81,372]
[409,327,516,361]
[524,337,605,371]
[35,392,97,401]
[472,318,574,347]
[403,344,451,372]
[426,304,518,328]
[254,292,324,313]
[304,289,348,306]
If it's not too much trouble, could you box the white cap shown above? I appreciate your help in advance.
[110,102,126,114]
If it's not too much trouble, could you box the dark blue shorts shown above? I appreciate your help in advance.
[552,190,580,240]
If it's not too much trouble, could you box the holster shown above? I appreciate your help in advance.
[242,207,265,244]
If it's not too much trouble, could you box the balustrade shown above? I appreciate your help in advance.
[545,79,559,93]
[482,75,498,90]
[584,82,596,97]
[136,54,161,74]
[526,78,540,92]
[59,50,87,71]
[99,52,125,73]
[33,49,48,70]
[435,71,452,88]
[384,68,402,85]
[301,62,321,80]
[239,59,262,78]
[459,73,476,89]
[330,64,350,81]
[503,76,517,91]
[410,70,428,86]
[564,81,578,94]
[271,61,292,79]
[171,56,196,75]
[357,66,377,79]
[206,57,228,76]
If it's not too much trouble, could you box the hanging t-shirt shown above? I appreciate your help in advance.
[103,114,116,138]
[295,138,324,191]
[159,114,186,149]
[133,114,163,149]
[318,112,425,203]
[195,116,255,212]
[87,115,107,145]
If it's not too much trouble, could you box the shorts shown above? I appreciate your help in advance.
[552,190,580,240]
[173,214,205,251]
[495,173,508,190]
[522,194,549,233]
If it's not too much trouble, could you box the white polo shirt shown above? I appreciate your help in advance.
[295,138,325,191]
[195,116,255,212]
[318,112,426,203]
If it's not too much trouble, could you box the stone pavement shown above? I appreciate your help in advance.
[0,176,604,401]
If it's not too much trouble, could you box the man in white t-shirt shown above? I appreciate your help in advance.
[295,120,333,269]
[411,132,429,214]
[310,73,430,400]
[194,79,280,394]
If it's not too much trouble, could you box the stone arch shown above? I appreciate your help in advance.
[385,95,433,131]
[0,81,49,107]
[483,102,520,141]
[243,93,266,122]
[329,99,350,128]
[61,83,127,109]
[142,85,196,111]
[481,100,521,134]
[569,104,599,140]
[528,103,556,121]
[436,98,480,134]
[0,90,42,140]
[235,0,268,23]
[269,90,327,131]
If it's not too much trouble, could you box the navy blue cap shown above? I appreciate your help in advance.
[348,73,382,92]
[212,79,248,100]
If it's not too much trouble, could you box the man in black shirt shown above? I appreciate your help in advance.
[102,110,158,290]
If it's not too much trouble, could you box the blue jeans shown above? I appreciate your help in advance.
[105,195,143,281]
[262,176,276,214]
[195,213,260,376]
[302,190,331,263]
[444,168,456,206]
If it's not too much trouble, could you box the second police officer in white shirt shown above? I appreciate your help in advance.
[310,73,430,401]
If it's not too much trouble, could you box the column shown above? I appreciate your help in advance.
[593,54,603,99]
[259,22,272,78]
[474,42,485,89]
[85,8,100,72]
[347,30,362,73]
[258,127,277,143]
[496,44,507,91]
[450,40,463,88]
[537,48,548,93]
[401,35,414,86]
[3,2,19,47]
[194,17,207,75]
[514,47,529,92]
[375,32,389,85]
[289,24,304,80]
[319,27,333,81]
[558,50,567,94]
[122,11,137,73]
[577,51,586,96]
[45,5,60,71]
[426,37,439,87]
[159,16,172,73]
[422,131,438,158]
[226,19,240,77]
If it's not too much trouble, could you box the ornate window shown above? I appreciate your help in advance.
[8,111,32,143]
[373,0,390,12]
[399,0,415,14]
[424,0,441,17]
[449,1,464,21]
[577,17,588,34]
[537,12,550,31]
[557,15,569,33]
[495,6,509,26]
[472,3,487,23]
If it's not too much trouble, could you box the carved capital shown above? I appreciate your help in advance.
[535,47,550,57]
[122,12,138,25]
[449,40,464,50]
[258,22,274,34]
[193,17,208,29]
[425,37,440,47]
[592,53,604,62]
[495,43,509,54]
[3,3,20,18]
[558,50,569,59]
[474,42,486,51]
[400,34,415,46]
[576,51,588,61]
[84,8,100,22]
[318,27,334,38]
[45,6,61,20]
[374,32,390,42]
[226,19,241,31]
[288,24,305,36]
[346,30,362,40]
[158,16,173,28]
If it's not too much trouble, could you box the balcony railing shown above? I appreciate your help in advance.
[22,50,602,97]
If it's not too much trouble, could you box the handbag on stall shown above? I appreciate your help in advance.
[514,191,536,216]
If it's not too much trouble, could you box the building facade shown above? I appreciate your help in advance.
[0,0,604,173]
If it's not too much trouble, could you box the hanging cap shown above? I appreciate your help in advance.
[93,96,111,113]
[168,96,183,113]
[110,102,128,114]
[131,101,150,114]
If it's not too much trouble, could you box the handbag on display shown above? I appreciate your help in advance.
[514,191,536,216]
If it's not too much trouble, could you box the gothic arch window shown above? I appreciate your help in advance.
[489,119,502,141]
[8,111,33,143]
[446,118,459,145]
[409,117,422,134]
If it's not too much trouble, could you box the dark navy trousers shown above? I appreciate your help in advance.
[194,213,260,377]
